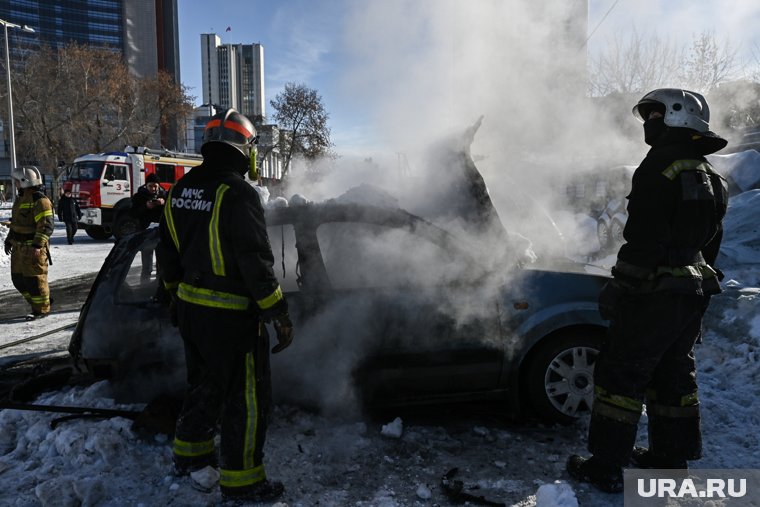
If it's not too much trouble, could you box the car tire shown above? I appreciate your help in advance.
[525,329,604,424]
[85,225,112,241]
[597,220,611,251]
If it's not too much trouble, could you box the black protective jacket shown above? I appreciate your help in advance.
[131,184,168,228]
[156,162,283,314]
[616,128,728,283]
[57,195,82,224]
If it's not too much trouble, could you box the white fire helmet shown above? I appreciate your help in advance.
[11,166,44,189]
[632,88,710,132]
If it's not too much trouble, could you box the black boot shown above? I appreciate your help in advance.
[630,446,687,469]
[221,480,284,503]
[566,455,623,493]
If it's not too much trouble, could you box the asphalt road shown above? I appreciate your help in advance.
[0,272,97,322]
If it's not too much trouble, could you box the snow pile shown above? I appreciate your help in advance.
[718,189,760,269]
[708,150,760,193]
[535,481,578,507]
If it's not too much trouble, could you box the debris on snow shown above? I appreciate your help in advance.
[535,480,578,507]
[380,416,403,438]
[415,483,432,499]
[190,465,220,492]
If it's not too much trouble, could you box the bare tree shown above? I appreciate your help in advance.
[680,31,737,93]
[270,82,332,175]
[8,43,193,194]
[588,29,682,96]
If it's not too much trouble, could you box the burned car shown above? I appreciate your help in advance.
[68,199,609,424]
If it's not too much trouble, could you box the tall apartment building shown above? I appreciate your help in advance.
[0,0,181,184]
[0,0,180,79]
[201,34,266,120]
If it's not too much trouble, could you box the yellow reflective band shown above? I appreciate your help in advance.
[244,352,258,469]
[256,286,283,310]
[164,187,180,252]
[595,386,643,412]
[209,184,230,276]
[19,203,33,209]
[592,401,642,425]
[34,209,53,222]
[219,465,266,488]
[172,437,215,458]
[681,391,699,406]
[662,160,714,180]
[177,282,250,310]
[29,295,49,303]
[655,265,702,278]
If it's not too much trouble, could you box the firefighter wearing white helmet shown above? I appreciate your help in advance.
[156,108,291,503]
[4,166,54,320]
[567,89,729,492]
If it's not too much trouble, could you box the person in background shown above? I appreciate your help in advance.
[57,188,82,245]
[131,172,167,282]
[4,167,54,320]
[567,89,729,493]
[157,108,294,503]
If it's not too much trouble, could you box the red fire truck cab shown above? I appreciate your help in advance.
[63,146,203,240]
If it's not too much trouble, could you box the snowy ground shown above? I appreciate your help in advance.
[1,190,759,506]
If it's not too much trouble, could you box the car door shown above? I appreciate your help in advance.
[310,218,504,399]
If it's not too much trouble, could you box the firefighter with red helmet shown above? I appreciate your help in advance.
[567,89,729,492]
[4,166,54,320]
[156,108,293,503]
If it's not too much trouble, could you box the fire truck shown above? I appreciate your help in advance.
[63,147,203,240]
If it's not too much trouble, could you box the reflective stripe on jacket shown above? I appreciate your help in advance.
[10,189,54,248]
[156,163,283,312]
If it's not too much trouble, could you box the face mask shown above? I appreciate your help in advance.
[248,147,259,181]
[643,117,667,146]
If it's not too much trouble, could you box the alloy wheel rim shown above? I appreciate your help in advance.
[544,346,598,417]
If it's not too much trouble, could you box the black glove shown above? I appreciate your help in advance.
[3,239,11,256]
[271,313,294,354]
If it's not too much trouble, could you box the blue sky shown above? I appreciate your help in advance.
[177,1,760,156]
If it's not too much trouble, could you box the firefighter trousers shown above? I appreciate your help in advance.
[588,290,705,466]
[172,301,272,492]
[10,243,50,315]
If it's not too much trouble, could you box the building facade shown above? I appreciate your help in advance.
[0,0,181,184]
[200,34,265,120]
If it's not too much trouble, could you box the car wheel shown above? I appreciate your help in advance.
[85,225,112,240]
[610,218,625,245]
[597,220,611,250]
[525,329,603,424]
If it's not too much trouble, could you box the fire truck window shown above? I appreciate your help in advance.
[155,164,176,183]
[69,161,102,181]
[104,164,127,181]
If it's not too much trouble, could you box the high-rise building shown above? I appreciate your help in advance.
[0,0,180,79]
[200,34,265,120]
[0,0,182,183]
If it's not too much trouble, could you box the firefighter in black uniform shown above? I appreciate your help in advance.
[156,109,293,503]
[567,89,729,492]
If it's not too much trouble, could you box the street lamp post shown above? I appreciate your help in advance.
[1,18,35,198]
